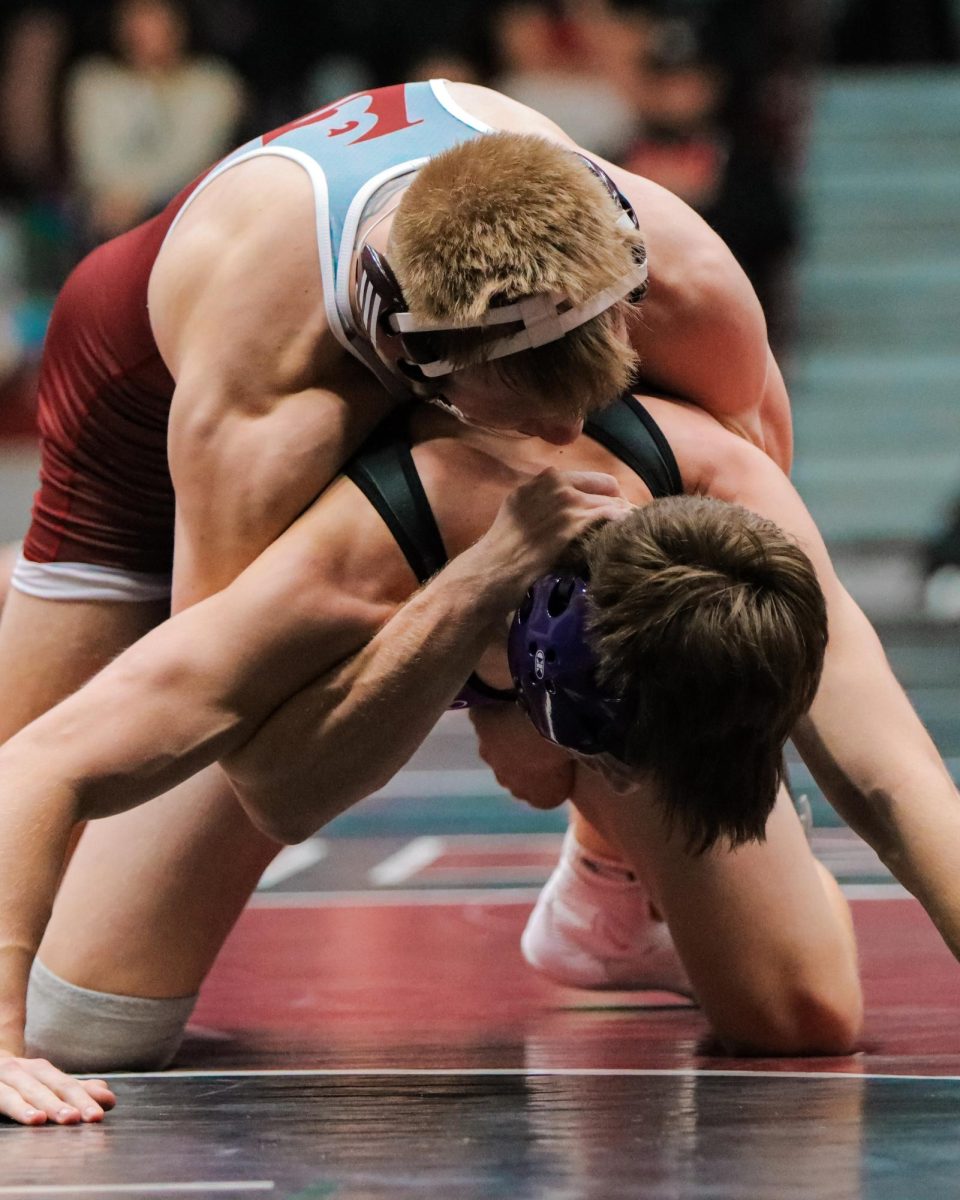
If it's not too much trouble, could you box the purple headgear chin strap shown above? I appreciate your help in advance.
[507,572,633,761]
[355,154,648,397]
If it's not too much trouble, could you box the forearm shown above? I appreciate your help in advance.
[795,708,960,956]
[224,545,515,842]
[0,661,245,1054]
[793,605,960,958]
[0,745,79,1054]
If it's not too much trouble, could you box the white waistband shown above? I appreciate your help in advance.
[12,555,171,603]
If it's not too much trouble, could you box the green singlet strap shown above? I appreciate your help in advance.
[583,394,684,498]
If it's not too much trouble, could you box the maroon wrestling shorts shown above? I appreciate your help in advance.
[14,202,185,601]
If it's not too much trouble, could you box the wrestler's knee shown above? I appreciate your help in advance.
[711,973,864,1058]
[24,958,197,1073]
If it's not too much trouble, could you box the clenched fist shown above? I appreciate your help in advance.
[470,468,630,609]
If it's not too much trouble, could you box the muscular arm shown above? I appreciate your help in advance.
[711,440,960,960]
[0,494,390,1058]
[604,161,794,471]
[791,599,960,959]
[150,155,396,606]
[0,467,623,1058]
[222,546,517,841]
[221,468,628,840]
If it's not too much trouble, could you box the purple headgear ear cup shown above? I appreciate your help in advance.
[507,572,633,760]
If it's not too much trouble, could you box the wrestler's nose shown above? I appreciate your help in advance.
[525,418,584,445]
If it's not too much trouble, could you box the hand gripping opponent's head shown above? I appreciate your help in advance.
[356,134,648,437]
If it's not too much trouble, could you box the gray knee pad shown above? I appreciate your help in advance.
[24,958,198,1073]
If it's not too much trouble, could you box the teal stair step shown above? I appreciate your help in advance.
[790,352,960,390]
[804,168,960,204]
[790,406,959,454]
[811,70,960,134]
[791,455,958,541]
[789,70,959,548]
[803,196,960,230]
[796,316,959,353]
[805,224,960,261]
[797,258,960,291]
[808,145,960,170]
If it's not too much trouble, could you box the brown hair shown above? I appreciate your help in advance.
[389,132,644,416]
[582,496,828,851]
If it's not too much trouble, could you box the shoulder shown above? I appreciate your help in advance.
[641,394,777,498]
[623,169,766,361]
[411,424,520,557]
[255,473,419,622]
[442,82,578,145]
[150,154,325,377]
[596,162,770,419]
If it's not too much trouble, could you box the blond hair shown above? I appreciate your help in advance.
[390,133,645,415]
[581,497,828,851]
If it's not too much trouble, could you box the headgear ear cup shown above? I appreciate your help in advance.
[357,245,435,393]
[357,155,648,393]
[507,572,632,760]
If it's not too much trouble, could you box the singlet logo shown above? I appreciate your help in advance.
[263,85,425,149]
[534,649,546,680]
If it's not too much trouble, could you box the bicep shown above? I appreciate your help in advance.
[168,376,389,605]
[157,175,394,603]
[627,203,780,457]
[668,264,771,446]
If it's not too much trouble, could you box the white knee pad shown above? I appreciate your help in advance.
[24,958,198,1073]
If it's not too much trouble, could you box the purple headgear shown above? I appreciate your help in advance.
[355,155,649,398]
[507,572,633,760]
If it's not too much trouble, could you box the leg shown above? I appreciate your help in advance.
[572,769,862,1055]
[0,542,19,612]
[27,765,280,1070]
[0,586,171,1112]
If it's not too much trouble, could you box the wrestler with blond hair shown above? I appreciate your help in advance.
[0,80,797,1123]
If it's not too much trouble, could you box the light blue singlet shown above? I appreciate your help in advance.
[166,81,492,393]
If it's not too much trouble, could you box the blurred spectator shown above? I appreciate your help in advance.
[0,9,75,413]
[0,8,71,198]
[0,212,27,386]
[622,51,729,211]
[492,1,637,160]
[302,53,375,114]
[66,0,245,244]
[408,51,482,85]
[616,11,800,348]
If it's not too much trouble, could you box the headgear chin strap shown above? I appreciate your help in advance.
[355,155,648,397]
[507,572,633,761]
